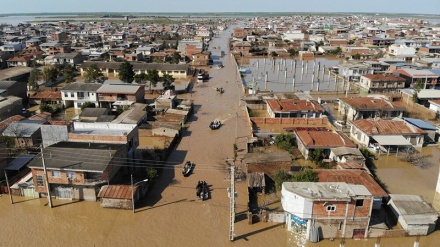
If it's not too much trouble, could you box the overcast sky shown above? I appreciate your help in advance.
[1,0,439,15]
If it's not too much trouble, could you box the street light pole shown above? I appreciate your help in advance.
[131,175,148,214]
[4,169,13,204]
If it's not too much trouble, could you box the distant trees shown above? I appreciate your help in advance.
[309,148,325,165]
[146,69,160,91]
[84,63,107,83]
[80,102,96,110]
[42,66,59,83]
[161,74,175,90]
[412,81,424,103]
[274,133,293,151]
[270,51,278,57]
[118,61,135,83]
[63,64,75,83]
[273,168,318,190]
[28,66,39,91]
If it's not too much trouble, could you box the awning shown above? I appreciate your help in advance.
[372,135,412,146]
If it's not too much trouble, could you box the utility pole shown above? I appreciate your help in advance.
[4,169,13,204]
[229,162,236,241]
[41,144,53,208]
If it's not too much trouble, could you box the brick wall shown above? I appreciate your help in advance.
[68,133,127,143]
[32,169,85,193]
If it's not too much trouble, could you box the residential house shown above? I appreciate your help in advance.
[6,56,31,67]
[359,74,406,93]
[388,44,416,57]
[80,62,191,80]
[232,42,251,56]
[282,182,374,239]
[388,194,438,236]
[401,118,438,143]
[329,147,366,167]
[29,91,62,106]
[96,83,145,109]
[349,118,427,151]
[295,130,356,159]
[191,51,211,66]
[0,80,27,99]
[97,183,149,210]
[154,90,178,111]
[40,121,70,148]
[418,46,440,55]
[338,97,406,122]
[266,99,324,118]
[0,43,25,52]
[316,169,388,210]
[27,141,127,201]
[0,96,23,121]
[1,119,44,148]
[61,82,102,109]
[338,62,374,81]
[394,69,439,88]
[364,37,395,46]
[53,53,84,65]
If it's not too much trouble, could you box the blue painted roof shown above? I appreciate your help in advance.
[429,70,440,76]
[403,118,437,130]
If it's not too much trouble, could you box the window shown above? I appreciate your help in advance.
[66,171,76,180]
[356,199,364,207]
[326,205,336,212]
[64,92,68,98]
[52,171,61,178]
[36,175,44,187]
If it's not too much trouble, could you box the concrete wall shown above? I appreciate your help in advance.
[101,198,132,209]
[251,117,329,125]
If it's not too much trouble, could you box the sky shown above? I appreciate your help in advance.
[0,0,439,15]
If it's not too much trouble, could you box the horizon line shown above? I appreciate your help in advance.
[1,11,439,16]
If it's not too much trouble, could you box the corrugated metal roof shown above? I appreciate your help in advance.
[97,84,142,94]
[403,118,437,130]
[372,135,412,146]
[389,194,438,224]
[98,185,138,199]
[316,169,387,197]
[5,154,35,170]
[62,82,102,92]
[351,119,426,135]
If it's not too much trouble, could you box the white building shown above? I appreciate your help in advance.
[388,44,416,56]
[61,83,102,109]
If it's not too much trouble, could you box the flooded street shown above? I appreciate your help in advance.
[1,24,440,247]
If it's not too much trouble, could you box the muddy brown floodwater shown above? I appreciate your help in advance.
[1,25,440,247]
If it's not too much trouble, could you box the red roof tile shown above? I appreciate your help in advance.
[296,130,356,148]
[266,99,323,112]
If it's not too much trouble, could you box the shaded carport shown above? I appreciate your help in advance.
[372,135,413,154]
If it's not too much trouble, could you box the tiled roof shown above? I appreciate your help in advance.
[316,169,388,197]
[97,185,138,199]
[362,74,405,81]
[296,130,356,148]
[350,118,427,135]
[266,99,323,112]
[339,97,406,111]
[29,91,61,99]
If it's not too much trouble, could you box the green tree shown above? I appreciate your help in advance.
[309,148,324,165]
[412,80,424,103]
[170,51,181,64]
[84,63,106,83]
[42,66,58,82]
[28,66,39,91]
[287,49,297,57]
[80,102,96,110]
[274,133,293,151]
[270,51,278,57]
[134,72,148,84]
[273,169,292,190]
[292,169,318,182]
[118,61,135,83]
[146,69,160,90]
[146,167,159,182]
[161,73,175,90]
[352,54,361,60]
[63,64,75,83]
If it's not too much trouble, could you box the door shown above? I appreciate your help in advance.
[22,188,39,198]
[54,186,73,199]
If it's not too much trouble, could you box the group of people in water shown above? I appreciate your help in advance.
[196,181,209,200]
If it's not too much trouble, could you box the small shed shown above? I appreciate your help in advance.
[98,183,148,210]
[388,194,438,236]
